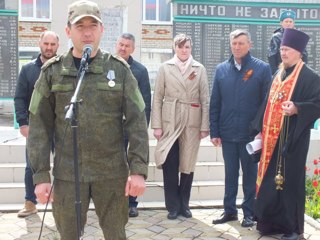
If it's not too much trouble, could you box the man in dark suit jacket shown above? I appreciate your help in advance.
[115,32,151,217]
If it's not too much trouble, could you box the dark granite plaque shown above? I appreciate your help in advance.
[0,13,18,98]
[173,2,320,88]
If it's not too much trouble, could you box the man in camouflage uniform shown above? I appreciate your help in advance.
[27,1,149,239]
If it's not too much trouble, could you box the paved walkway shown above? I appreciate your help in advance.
[1,208,320,240]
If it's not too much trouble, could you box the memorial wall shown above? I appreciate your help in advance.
[172,1,320,87]
[0,9,18,98]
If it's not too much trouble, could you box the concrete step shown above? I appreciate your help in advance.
[0,143,25,164]
[0,163,25,183]
[0,182,25,204]
[0,161,226,183]
[0,161,231,204]
[0,134,223,164]
[1,127,319,164]
[148,161,226,182]
[141,180,243,202]
[1,126,318,209]
[0,180,243,204]
[149,139,223,163]
[1,199,245,212]
[0,131,228,206]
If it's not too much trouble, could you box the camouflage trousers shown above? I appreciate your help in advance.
[52,178,128,240]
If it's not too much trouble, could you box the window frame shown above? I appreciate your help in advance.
[19,0,52,22]
[142,0,172,25]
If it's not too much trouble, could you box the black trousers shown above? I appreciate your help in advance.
[162,140,194,213]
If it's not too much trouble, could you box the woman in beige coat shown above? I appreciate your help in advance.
[151,34,209,220]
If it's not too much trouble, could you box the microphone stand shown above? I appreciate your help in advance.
[65,60,88,240]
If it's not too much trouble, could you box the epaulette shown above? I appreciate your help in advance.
[41,54,62,71]
[110,54,130,68]
[100,49,110,54]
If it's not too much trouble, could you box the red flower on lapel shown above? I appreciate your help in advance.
[243,69,253,81]
[188,71,197,80]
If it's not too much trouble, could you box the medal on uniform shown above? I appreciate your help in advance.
[108,80,115,87]
[106,70,115,88]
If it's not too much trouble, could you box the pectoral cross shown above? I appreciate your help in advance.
[271,124,279,134]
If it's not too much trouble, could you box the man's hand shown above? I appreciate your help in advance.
[255,132,262,140]
[35,183,53,204]
[153,128,163,140]
[125,175,146,197]
[210,137,222,147]
[200,131,209,139]
[282,101,298,116]
[19,125,29,138]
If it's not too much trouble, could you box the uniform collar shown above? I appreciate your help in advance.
[60,48,105,76]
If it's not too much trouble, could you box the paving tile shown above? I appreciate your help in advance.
[0,209,319,239]
[147,225,166,233]
[200,231,225,238]
[259,235,280,240]
[81,236,103,240]
[0,233,15,240]
[197,238,224,240]
[308,234,320,240]
[182,227,202,236]
[0,223,21,233]
[150,235,171,240]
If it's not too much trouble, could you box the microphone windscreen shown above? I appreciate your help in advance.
[83,44,93,55]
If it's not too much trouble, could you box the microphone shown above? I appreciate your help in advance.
[80,44,93,65]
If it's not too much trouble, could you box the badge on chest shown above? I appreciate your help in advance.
[106,70,115,87]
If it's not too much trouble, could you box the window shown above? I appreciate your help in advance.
[143,0,172,23]
[19,48,39,61]
[19,48,39,70]
[20,0,51,21]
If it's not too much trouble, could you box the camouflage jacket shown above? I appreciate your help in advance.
[28,49,149,184]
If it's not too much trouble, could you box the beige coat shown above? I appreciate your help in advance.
[151,58,209,173]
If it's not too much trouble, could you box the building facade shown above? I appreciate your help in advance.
[15,0,320,89]
[17,0,173,89]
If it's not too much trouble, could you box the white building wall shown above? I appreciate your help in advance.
[51,0,142,60]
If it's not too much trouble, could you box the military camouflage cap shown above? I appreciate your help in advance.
[68,0,102,24]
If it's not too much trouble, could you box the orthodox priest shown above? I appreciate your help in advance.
[251,28,320,240]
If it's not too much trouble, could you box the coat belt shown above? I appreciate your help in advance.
[163,97,200,135]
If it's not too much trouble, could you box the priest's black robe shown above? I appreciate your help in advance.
[250,64,320,235]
